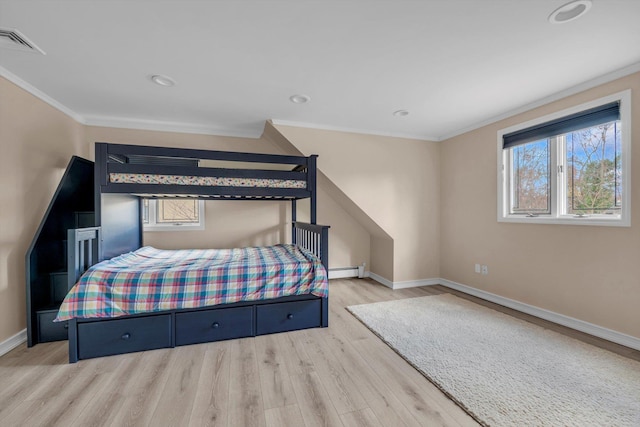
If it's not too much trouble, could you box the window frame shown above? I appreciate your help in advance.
[142,198,206,231]
[497,90,631,227]
[506,138,553,215]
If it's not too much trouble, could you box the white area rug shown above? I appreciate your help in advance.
[347,294,640,427]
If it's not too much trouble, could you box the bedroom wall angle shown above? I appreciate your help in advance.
[269,122,440,284]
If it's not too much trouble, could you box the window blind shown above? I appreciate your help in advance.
[503,101,620,149]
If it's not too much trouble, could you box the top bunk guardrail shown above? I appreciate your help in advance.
[95,142,318,200]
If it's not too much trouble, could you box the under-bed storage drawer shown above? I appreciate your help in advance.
[37,309,68,343]
[175,306,254,346]
[77,315,172,359]
[256,299,322,335]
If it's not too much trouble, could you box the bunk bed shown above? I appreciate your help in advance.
[57,142,329,363]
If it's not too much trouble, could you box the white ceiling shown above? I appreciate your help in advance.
[1,0,639,140]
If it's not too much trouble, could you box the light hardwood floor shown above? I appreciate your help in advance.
[2,279,639,427]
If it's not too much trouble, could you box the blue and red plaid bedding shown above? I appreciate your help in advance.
[55,244,328,321]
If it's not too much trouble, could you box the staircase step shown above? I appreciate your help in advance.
[74,211,95,228]
[50,271,69,304]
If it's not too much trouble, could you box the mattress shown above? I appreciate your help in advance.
[55,244,328,321]
[110,173,307,189]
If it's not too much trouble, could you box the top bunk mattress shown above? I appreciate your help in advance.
[110,173,307,189]
[55,244,328,321]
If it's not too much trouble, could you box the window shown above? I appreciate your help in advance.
[498,90,630,226]
[142,198,205,231]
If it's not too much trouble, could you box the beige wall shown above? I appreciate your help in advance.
[273,125,440,282]
[0,76,86,343]
[371,235,394,280]
[440,72,640,339]
[295,186,371,269]
[317,186,371,269]
[145,200,288,250]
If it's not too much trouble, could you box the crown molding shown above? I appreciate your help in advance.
[271,119,438,142]
[83,115,263,139]
[0,65,85,124]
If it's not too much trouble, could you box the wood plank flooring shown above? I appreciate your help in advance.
[2,279,639,427]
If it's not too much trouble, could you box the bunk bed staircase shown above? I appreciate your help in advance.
[25,156,95,347]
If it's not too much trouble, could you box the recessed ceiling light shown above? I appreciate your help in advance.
[393,110,409,117]
[289,94,310,104]
[548,0,592,24]
[150,74,176,87]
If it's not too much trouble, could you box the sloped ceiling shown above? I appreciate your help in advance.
[1,0,639,140]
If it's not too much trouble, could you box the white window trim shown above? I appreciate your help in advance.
[497,90,631,227]
[143,199,206,231]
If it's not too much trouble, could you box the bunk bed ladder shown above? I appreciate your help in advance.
[308,155,318,224]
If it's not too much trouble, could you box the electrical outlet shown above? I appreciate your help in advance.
[481,265,488,275]
[475,263,481,273]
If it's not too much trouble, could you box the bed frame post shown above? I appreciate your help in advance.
[321,297,329,327]
[308,155,317,224]
[291,199,297,245]
[320,226,329,271]
[320,224,329,327]
[68,318,78,363]
[94,142,108,225]
[67,226,102,363]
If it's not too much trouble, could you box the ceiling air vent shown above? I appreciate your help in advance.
[0,28,45,54]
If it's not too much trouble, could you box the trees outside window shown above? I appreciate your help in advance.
[566,123,620,215]
[142,199,205,230]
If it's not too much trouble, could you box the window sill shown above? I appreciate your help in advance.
[144,224,205,232]
[498,215,629,227]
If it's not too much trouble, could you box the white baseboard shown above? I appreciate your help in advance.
[362,273,640,351]
[368,272,440,290]
[329,268,359,280]
[0,329,27,357]
[392,278,441,290]
[439,278,640,352]
[368,272,394,288]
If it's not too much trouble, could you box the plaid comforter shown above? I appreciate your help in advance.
[55,244,328,321]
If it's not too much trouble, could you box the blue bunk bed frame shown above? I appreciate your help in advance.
[65,142,329,363]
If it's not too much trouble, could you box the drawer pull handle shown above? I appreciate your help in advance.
[121,333,131,340]
[212,322,220,329]
[63,323,69,330]
[287,313,294,320]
